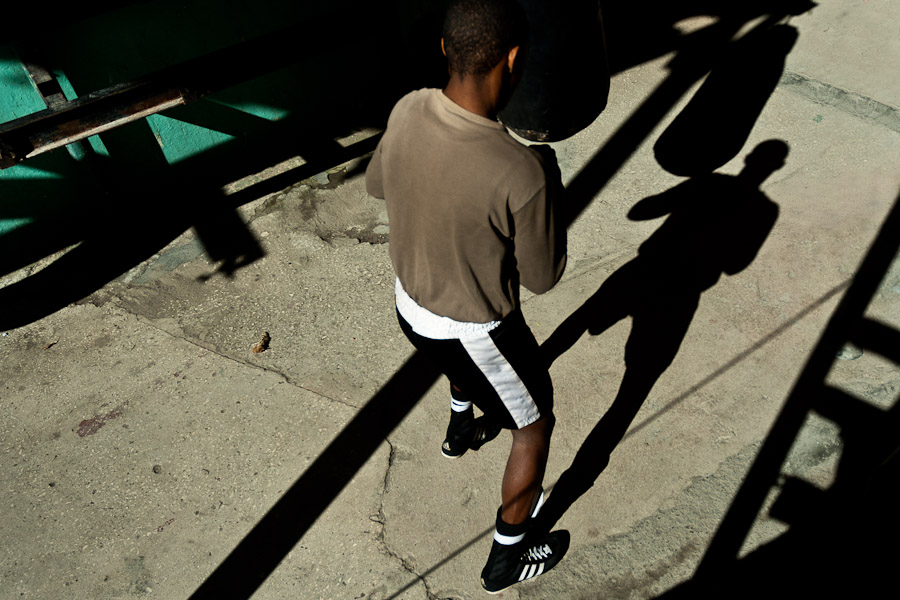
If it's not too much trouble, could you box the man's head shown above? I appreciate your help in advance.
[441,0,526,80]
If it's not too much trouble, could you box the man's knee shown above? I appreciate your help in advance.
[538,413,556,439]
[512,413,555,445]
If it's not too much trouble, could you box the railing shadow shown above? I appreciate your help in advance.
[653,190,900,598]
[0,113,381,330]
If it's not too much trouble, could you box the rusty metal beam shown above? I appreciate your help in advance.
[0,79,186,168]
[20,61,69,110]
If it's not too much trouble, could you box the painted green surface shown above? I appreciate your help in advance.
[0,1,307,236]
[0,45,46,120]
[0,0,424,239]
[0,45,74,235]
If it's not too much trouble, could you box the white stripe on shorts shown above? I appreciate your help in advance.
[460,333,540,429]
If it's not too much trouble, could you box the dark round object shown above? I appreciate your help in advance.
[499,0,610,142]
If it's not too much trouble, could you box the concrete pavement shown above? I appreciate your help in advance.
[2,2,900,599]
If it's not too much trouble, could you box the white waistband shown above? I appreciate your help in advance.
[395,278,501,340]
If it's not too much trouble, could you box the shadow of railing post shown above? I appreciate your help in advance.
[189,351,440,599]
[657,191,900,597]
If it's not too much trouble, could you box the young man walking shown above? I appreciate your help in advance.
[366,0,569,592]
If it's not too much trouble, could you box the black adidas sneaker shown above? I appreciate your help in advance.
[441,415,502,459]
[480,530,570,594]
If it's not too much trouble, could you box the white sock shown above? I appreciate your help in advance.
[530,488,545,518]
[450,397,472,413]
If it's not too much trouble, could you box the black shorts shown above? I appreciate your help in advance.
[398,309,553,430]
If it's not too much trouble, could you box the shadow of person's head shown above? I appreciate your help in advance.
[739,139,789,186]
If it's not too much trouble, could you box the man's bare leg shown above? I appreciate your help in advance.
[501,415,554,524]
[481,414,567,593]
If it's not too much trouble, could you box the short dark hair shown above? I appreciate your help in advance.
[442,0,526,78]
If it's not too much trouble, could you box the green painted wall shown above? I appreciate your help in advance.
[0,1,385,236]
[0,45,71,234]
[0,0,448,240]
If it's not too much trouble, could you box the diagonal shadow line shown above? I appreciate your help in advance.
[386,525,494,600]
[190,10,799,599]
[650,192,900,598]
[383,279,850,598]
[0,132,380,327]
[690,192,900,582]
[162,99,287,138]
[221,134,381,211]
[602,279,850,442]
[189,351,441,599]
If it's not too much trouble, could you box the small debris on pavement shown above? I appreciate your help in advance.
[251,332,271,353]
[836,343,863,360]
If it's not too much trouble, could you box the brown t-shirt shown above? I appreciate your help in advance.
[366,88,566,323]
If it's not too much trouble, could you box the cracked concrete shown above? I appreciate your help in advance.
[778,71,900,133]
[133,313,356,410]
[0,296,418,599]
[3,2,900,598]
[373,441,442,600]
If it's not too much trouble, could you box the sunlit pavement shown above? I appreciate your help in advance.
[2,3,899,599]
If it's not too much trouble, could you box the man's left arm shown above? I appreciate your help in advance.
[365,138,385,199]
[514,148,567,294]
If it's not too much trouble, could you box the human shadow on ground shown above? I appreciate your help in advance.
[529,16,802,535]
[533,140,786,535]
[562,5,808,225]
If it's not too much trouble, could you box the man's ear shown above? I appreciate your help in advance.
[507,45,520,73]
[441,38,447,57]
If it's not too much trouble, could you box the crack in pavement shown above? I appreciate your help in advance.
[779,69,900,133]
[372,439,446,600]
[121,304,359,411]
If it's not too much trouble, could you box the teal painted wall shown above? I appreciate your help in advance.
[0,0,449,240]
[0,0,381,236]
[0,45,74,235]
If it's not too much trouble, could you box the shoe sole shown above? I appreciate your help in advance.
[481,578,515,594]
